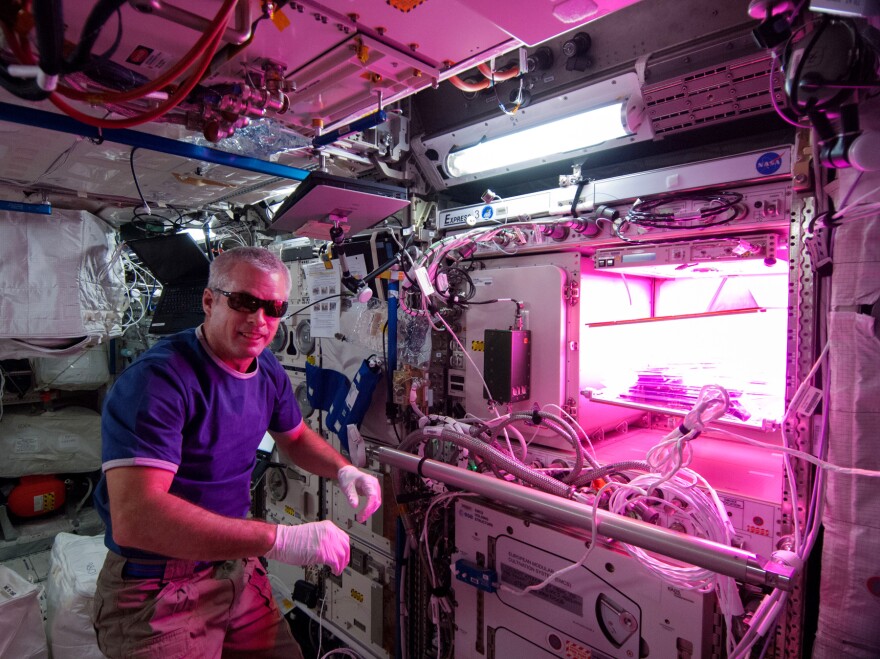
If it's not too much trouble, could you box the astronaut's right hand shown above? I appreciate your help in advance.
[265,520,350,576]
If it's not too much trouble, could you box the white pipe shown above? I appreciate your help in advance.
[129,0,253,44]
[374,446,796,590]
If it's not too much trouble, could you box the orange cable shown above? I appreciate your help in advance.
[56,0,239,104]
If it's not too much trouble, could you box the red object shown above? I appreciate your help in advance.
[7,475,66,518]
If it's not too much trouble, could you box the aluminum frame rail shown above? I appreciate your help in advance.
[0,102,310,182]
[374,446,796,591]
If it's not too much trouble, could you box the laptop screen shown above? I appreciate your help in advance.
[126,233,212,334]
[126,233,211,285]
[257,432,275,457]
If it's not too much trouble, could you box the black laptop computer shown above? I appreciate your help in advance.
[126,233,211,335]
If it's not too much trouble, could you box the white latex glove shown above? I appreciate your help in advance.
[336,465,382,523]
[265,521,350,576]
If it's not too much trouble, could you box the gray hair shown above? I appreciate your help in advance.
[207,247,291,294]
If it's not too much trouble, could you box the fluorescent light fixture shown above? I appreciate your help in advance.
[415,73,651,189]
[446,101,630,177]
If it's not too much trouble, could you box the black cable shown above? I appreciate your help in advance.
[625,191,744,229]
[287,293,344,318]
[769,54,813,129]
[128,206,181,235]
[80,52,152,95]
[33,0,63,77]
[96,7,124,60]
[612,219,642,243]
[129,147,150,212]
[203,218,214,261]
[385,215,406,230]
[382,321,393,398]
[802,81,880,90]
[172,208,204,230]
[402,267,420,288]
[435,265,476,305]
[65,0,128,74]
[0,67,50,101]
[461,297,522,330]
[489,68,524,115]
[570,177,589,219]
[130,207,183,226]
[786,17,832,114]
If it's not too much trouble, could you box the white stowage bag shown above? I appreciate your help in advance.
[0,564,49,659]
[0,208,127,360]
[0,407,102,478]
[46,533,109,659]
[31,344,111,391]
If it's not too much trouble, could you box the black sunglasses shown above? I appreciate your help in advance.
[213,289,288,318]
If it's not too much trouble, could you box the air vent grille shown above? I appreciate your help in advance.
[642,54,784,136]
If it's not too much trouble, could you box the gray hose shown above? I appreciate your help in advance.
[398,428,651,501]
[410,427,574,499]
[490,410,599,483]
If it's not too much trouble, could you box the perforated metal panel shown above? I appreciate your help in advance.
[643,52,782,136]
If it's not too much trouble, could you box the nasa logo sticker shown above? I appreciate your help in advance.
[756,152,782,176]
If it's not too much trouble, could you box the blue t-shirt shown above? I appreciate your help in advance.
[94,327,302,558]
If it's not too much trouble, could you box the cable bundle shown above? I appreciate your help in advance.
[625,191,744,229]
[645,384,730,489]
[1,0,238,128]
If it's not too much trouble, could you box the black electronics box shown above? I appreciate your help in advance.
[293,579,319,608]
[483,329,531,403]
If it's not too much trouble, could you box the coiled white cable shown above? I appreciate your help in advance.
[645,384,730,490]
[606,468,743,655]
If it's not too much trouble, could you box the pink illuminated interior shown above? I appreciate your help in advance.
[579,265,789,428]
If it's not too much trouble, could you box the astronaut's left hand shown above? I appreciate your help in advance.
[336,465,382,523]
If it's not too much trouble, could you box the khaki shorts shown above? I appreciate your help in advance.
[93,551,303,659]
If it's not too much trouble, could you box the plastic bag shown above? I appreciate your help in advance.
[0,564,49,659]
[46,533,108,659]
[0,209,126,359]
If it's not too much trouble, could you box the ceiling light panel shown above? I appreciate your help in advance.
[417,73,653,187]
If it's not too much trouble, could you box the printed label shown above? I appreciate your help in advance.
[720,496,744,511]
[796,385,822,417]
[125,45,172,71]
[345,381,360,409]
[59,434,78,451]
[442,210,478,227]
[14,437,38,454]
[501,563,583,615]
